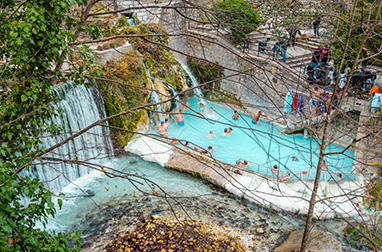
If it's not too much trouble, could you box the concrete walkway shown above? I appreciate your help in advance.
[125,135,378,220]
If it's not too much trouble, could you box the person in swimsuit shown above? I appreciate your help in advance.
[205,130,216,137]
[278,173,290,182]
[232,110,239,121]
[227,127,233,134]
[242,160,249,168]
[156,121,168,139]
[198,102,205,115]
[176,109,185,127]
[271,164,279,174]
[170,137,179,144]
[252,111,268,125]
[221,128,228,136]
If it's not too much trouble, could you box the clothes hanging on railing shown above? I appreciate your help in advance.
[291,93,299,113]
[298,93,304,114]
[285,91,293,113]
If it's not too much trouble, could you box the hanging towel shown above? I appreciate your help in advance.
[285,92,293,114]
[291,92,299,113]
[298,93,304,113]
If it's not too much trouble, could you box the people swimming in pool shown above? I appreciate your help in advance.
[232,110,239,121]
[252,111,268,125]
[242,160,249,168]
[278,173,290,182]
[301,169,308,179]
[176,109,185,127]
[198,102,206,115]
[292,156,299,161]
[272,164,279,174]
[201,146,217,157]
[156,121,168,139]
[322,160,328,170]
[227,127,233,134]
[336,172,343,181]
[170,137,179,144]
[221,128,228,136]
[205,130,216,137]
[164,118,169,127]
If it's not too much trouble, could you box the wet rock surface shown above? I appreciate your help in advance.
[76,188,301,251]
[274,230,342,252]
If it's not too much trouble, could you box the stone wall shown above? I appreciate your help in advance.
[93,41,133,65]
[157,5,307,116]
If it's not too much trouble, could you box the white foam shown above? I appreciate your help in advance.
[124,135,173,167]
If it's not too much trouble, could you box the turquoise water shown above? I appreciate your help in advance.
[161,97,355,181]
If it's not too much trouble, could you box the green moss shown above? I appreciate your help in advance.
[95,51,149,147]
[118,23,184,92]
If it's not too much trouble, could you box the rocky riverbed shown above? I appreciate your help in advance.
[78,186,301,251]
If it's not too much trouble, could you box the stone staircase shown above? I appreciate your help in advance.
[247,29,317,76]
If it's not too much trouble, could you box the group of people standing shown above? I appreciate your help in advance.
[308,44,333,84]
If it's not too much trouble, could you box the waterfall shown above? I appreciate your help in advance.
[162,81,179,111]
[21,81,113,194]
[178,60,204,97]
[127,18,136,26]
[148,83,163,124]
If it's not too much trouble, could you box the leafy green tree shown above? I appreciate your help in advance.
[332,0,382,70]
[0,0,91,250]
[212,0,261,44]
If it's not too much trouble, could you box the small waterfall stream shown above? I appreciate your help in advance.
[21,81,113,194]
[178,60,204,97]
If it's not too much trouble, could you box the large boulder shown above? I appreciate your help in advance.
[274,230,342,252]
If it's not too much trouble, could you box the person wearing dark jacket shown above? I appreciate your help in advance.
[312,15,321,38]
[288,24,298,47]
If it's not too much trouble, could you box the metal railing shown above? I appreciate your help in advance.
[237,157,357,182]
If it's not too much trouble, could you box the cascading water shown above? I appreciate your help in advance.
[178,60,204,98]
[21,81,113,194]
[138,51,165,125]
[127,18,136,27]
[162,81,179,111]
[148,83,163,124]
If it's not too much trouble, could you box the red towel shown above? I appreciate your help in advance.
[291,93,299,113]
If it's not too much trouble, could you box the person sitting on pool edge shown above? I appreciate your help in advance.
[202,146,217,157]
[278,172,290,182]
[198,102,206,115]
[272,164,279,173]
[232,110,239,121]
[170,137,179,144]
[242,160,249,168]
[252,111,268,125]
[205,130,216,137]
[176,109,185,127]
[222,128,228,136]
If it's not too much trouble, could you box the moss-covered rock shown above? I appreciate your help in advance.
[117,23,185,92]
[96,51,149,147]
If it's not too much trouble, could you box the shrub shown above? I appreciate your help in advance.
[212,0,261,44]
